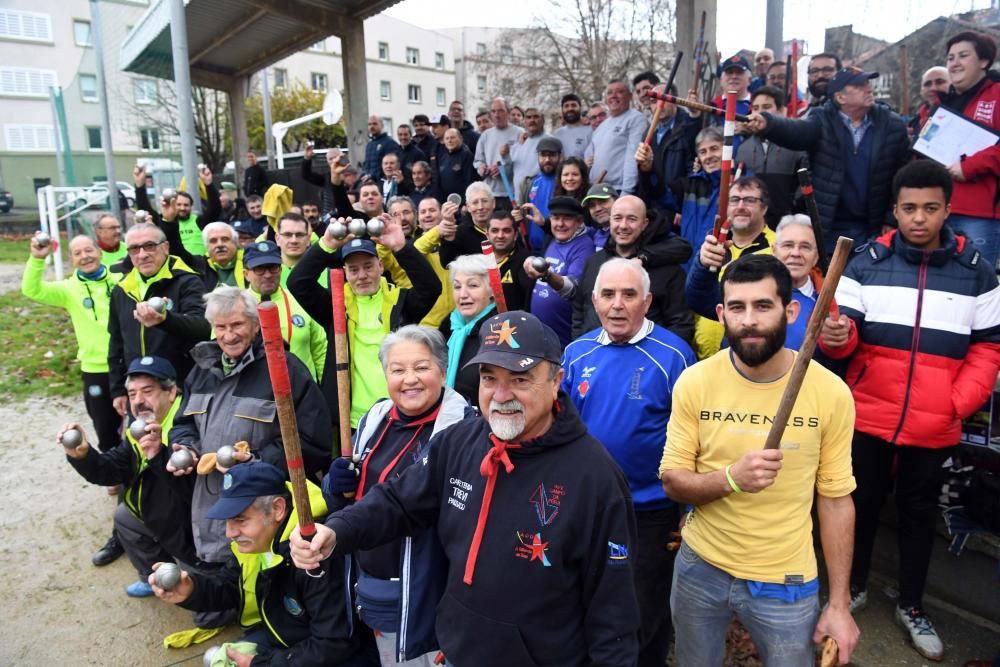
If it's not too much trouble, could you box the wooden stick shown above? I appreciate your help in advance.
[257,301,315,536]
[329,268,353,460]
[645,90,751,122]
[712,90,738,239]
[481,241,508,313]
[594,169,607,184]
[643,52,684,146]
[763,236,853,450]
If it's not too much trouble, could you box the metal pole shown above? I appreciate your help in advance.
[765,0,784,59]
[262,68,275,169]
[168,0,202,214]
[48,88,68,187]
[89,0,120,220]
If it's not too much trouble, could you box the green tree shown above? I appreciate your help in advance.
[245,83,346,154]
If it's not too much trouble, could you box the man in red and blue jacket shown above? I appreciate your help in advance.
[819,160,1000,662]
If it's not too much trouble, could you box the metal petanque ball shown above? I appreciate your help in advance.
[154,562,181,590]
[129,418,147,440]
[531,257,550,274]
[348,218,367,238]
[216,444,237,468]
[169,448,194,471]
[134,210,149,224]
[203,645,222,667]
[61,428,82,448]
[35,232,51,247]
[162,188,177,200]
[329,220,347,240]
[447,193,462,207]
[148,296,167,313]
[366,218,385,237]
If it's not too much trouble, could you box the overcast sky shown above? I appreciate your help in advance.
[385,0,993,56]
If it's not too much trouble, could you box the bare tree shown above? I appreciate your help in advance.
[122,84,231,173]
[475,0,677,112]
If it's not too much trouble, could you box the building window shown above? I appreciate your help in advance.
[0,67,58,97]
[273,68,287,89]
[475,42,486,56]
[407,84,421,103]
[378,42,389,61]
[435,52,445,69]
[500,45,513,64]
[3,124,55,151]
[436,87,446,106]
[73,19,91,46]
[139,128,160,151]
[0,9,52,42]
[133,79,156,105]
[310,72,327,92]
[86,126,101,150]
[379,80,391,101]
[501,77,514,94]
[477,75,487,93]
[382,117,393,134]
[309,39,325,51]
[79,73,98,102]
[405,47,419,66]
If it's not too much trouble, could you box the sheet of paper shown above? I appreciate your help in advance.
[913,106,999,166]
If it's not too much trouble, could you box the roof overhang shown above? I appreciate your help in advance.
[120,0,401,89]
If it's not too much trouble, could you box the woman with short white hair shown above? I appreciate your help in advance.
[440,254,496,402]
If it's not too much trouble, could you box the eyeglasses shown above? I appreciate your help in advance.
[278,231,309,239]
[126,241,165,255]
[807,66,837,75]
[250,265,282,275]
[729,196,762,206]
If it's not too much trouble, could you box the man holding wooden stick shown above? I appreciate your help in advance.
[660,254,859,665]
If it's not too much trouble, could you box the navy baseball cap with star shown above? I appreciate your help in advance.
[243,240,282,268]
[126,355,177,382]
[465,311,562,372]
[719,53,752,75]
[205,461,287,520]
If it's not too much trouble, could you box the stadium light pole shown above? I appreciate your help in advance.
[89,0,121,220]
[169,0,202,213]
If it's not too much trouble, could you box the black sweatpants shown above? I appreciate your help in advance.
[849,431,955,609]
[635,505,681,667]
[82,371,121,453]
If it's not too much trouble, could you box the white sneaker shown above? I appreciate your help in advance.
[849,589,868,613]
[895,606,944,661]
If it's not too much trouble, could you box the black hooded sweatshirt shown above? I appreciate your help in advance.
[326,393,640,667]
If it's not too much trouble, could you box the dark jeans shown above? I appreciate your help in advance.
[635,506,681,667]
[82,371,121,453]
[849,431,956,609]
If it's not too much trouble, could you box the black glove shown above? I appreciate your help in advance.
[322,456,358,497]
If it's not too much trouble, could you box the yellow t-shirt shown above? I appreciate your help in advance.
[660,349,856,583]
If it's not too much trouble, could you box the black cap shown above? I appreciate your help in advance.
[205,462,287,520]
[126,355,177,382]
[826,67,879,97]
[536,136,563,154]
[464,311,562,372]
[581,182,618,204]
[431,114,451,126]
[234,218,266,238]
[548,196,584,217]
[243,240,282,268]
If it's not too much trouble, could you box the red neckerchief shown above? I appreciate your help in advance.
[463,434,522,585]
[355,404,441,500]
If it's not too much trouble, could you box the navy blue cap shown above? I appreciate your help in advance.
[465,311,562,372]
[719,53,752,75]
[243,240,282,268]
[826,67,879,97]
[126,355,177,382]
[234,217,266,238]
[205,461,287,520]
[340,238,378,259]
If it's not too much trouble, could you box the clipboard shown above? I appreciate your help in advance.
[913,105,1000,166]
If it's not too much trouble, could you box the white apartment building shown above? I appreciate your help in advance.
[0,5,457,205]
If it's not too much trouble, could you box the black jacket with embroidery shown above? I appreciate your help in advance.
[325,393,640,667]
